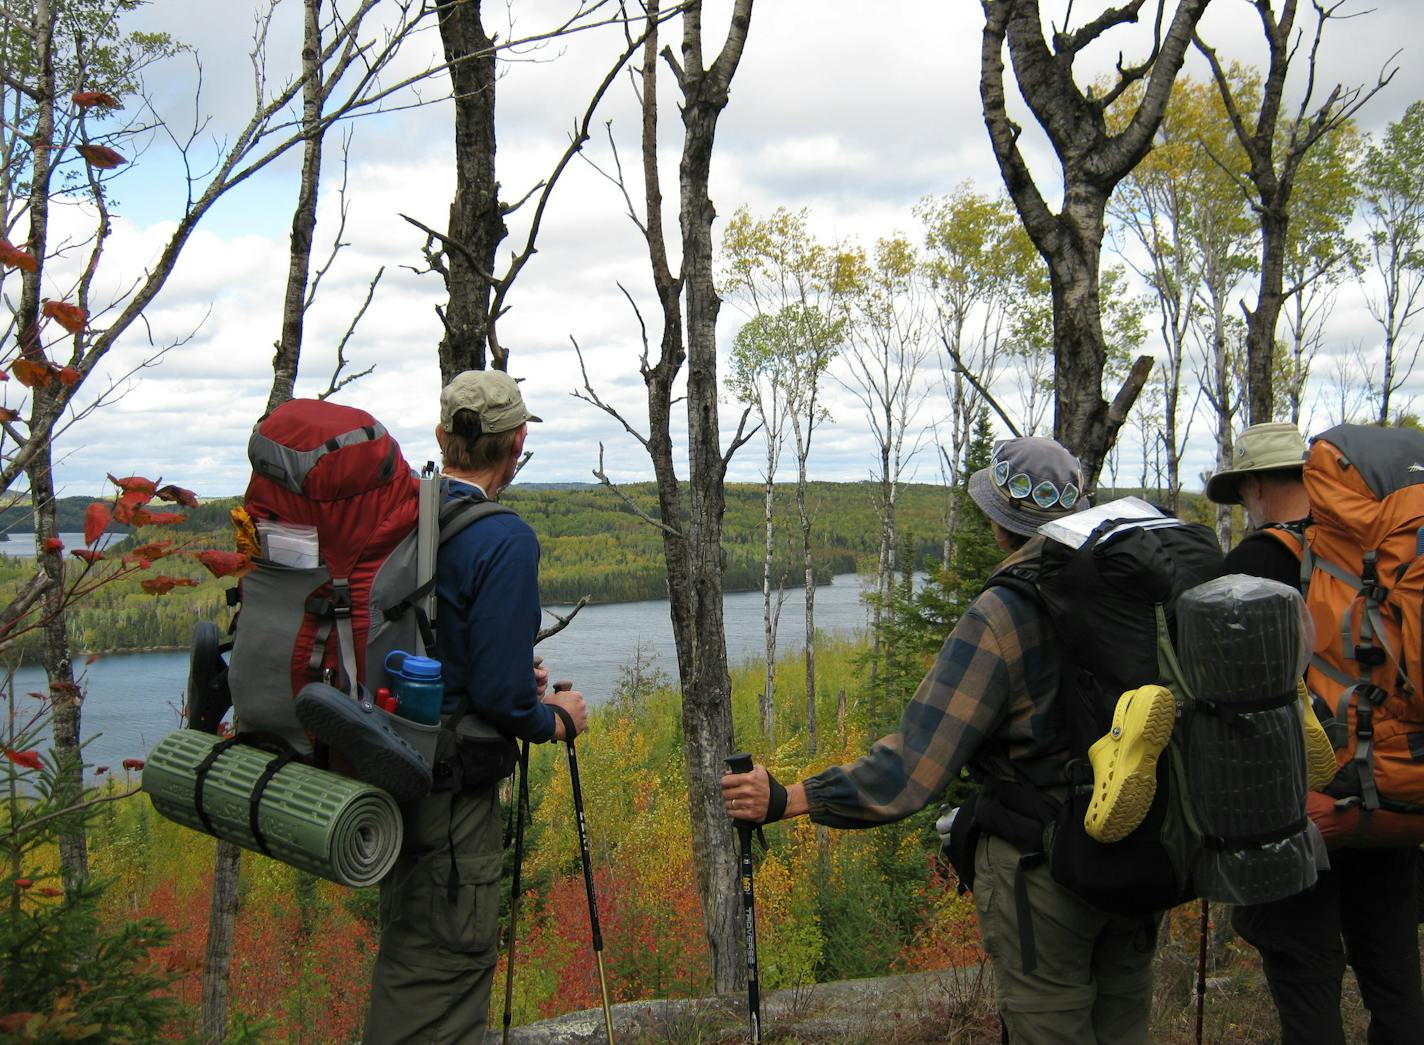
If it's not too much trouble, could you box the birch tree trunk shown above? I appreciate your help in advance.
[678,3,753,992]
[760,464,778,745]
[795,438,816,757]
[624,0,754,993]
[15,0,88,892]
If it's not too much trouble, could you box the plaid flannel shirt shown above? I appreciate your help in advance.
[803,540,1066,828]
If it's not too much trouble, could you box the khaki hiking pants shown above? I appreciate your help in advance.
[363,785,503,1045]
[974,833,1160,1045]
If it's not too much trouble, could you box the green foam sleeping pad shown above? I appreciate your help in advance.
[142,729,403,888]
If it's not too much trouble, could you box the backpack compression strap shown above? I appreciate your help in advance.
[1262,524,1401,811]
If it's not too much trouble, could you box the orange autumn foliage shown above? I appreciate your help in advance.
[74,143,125,169]
[41,299,86,333]
[0,238,37,272]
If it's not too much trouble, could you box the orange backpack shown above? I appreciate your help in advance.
[1267,424,1424,841]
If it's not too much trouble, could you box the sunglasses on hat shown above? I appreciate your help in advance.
[991,457,1080,510]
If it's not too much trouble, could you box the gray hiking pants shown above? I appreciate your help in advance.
[363,785,503,1045]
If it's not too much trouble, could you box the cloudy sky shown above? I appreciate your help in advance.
[29,0,1424,500]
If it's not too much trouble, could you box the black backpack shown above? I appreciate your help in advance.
[946,505,1223,943]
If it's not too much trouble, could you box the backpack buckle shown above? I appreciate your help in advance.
[1354,645,1386,668]
[1360,684,1388,706]
[330,579,352,618]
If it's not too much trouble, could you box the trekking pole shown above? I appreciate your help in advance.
[725,752,762,1045]
[1195,899,1208,1045]
[501,739,530,1045]
[549,690,615,1044]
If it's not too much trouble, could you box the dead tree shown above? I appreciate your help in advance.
[576,0,755,995]
[1194,0,1392,424]
[979,0,1206,485]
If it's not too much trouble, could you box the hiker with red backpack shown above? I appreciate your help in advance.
[362,371,588,1045]
[1206,422,1424,1045]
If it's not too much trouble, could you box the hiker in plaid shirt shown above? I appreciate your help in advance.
[723,437,1161,1045]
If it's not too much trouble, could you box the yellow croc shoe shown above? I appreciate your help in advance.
[1299,679,1338,791]
[1084,684,1177,844]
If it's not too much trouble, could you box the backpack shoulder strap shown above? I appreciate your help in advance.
[383,486,518,653]
[1258,521,1306,558]
[438,492,515,547]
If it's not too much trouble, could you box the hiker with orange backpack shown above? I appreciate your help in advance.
[363,371,588,1045]
[1206,422,1424,1045]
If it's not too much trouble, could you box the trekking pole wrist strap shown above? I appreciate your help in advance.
[764,769,788,824]
[549,703,575,745]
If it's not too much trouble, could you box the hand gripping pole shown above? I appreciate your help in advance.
[726,751,762,1044]
[550,699,615,1043]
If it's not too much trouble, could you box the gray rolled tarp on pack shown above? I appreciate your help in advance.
[1177,574,1317,905]
[142,730,402,888]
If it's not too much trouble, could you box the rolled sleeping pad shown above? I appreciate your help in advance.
[142,729,402,888]
[1176,574,1317,905]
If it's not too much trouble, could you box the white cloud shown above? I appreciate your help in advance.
[22,0,1424,504]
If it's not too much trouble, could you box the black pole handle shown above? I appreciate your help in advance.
[726,752,761,1042]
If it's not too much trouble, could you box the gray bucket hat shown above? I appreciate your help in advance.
[967,437,1085,537]
[439,370,541,435]
[1205,423,1307,505]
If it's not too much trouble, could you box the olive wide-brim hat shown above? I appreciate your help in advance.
[967,437,1086,537]
[1205,423,1307,505]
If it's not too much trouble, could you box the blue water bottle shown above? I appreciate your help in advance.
[384,651,443,725]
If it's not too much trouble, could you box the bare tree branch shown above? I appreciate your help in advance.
[536,596,590,643]
[940,333,1021,437]
[591,442,681,538]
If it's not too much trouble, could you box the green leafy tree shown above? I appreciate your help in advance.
[1276,118,1363,425]
[728,312,794,743]
[1359,100,1424,426]
[721,206,849,757]
[839,235,931,713]
[1,704,182,1041]
[915,185,1038,563]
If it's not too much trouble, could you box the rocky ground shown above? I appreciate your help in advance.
[490,969,998,1044]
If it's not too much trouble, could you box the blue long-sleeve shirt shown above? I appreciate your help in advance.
[434,480,556,744]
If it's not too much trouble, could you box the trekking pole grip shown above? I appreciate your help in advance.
[550,682,575,746]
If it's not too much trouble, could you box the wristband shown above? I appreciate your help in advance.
[765,769,788,824]
[549,703,575,744]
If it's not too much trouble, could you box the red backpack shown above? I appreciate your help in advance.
[1266,424,1424,843]
[226,399,507,756]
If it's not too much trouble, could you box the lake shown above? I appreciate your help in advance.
[11,573,886,774]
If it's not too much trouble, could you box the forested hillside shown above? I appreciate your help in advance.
[0,481,957,655]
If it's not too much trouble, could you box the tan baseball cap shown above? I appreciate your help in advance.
[439,370,541,435]
[1205,423,1307,505]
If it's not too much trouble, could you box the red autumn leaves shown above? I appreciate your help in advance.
[3,748,43,771]
[0,87,124,386]
[73,475,250,587]
[82,476,198,548]
[0,239,36,273]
